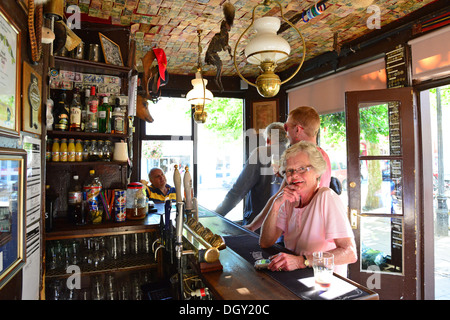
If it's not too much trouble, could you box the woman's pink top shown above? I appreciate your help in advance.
[276,187,354,277]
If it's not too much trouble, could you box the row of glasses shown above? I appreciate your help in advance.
[46,232,156,272]
[46,270,155,300]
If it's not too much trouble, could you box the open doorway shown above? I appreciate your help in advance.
[424,84,450,300]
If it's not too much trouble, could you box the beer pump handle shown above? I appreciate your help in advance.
[183,166,193,211]
[173,165,182,203]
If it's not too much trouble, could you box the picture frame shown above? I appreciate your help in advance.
[252,99,279,133]
[99,33,124,66]
[22,62,42,135]
[0,148,27,290]
[0,8,21,138]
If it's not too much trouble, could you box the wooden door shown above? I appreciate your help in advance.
[345,87,420,300]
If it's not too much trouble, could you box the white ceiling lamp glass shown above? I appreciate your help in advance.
[186,30,213,124]
[234,0,306,98]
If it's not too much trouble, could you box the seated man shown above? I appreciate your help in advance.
[144,167,176,203]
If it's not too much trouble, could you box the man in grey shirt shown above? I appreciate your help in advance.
[215,122,288,226]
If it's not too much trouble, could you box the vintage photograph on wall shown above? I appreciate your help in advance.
[252,99,279,133]
[0,148,27,290]
[0,8,21,138]
[99,33,124,66]
[22,62,42,135]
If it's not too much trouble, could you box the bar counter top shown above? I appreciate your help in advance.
[190,205,379,300]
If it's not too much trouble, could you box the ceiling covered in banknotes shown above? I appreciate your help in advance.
[63,0,443,78]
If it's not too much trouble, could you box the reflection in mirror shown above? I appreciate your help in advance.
[360,160,402,214]
[361,216,403,274]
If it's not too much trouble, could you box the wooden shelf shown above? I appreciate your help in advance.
[53,56,131,77]
[45,214,162,241]
[47,130,128,140]
[47,161,127,167]
[45,254,158,278]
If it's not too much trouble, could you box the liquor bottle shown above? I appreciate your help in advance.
[83,170,103,224]
[51,138,60,162]
[69,89,82,131]
[60,138,68,162]
[54,93,69,131]
[98,96,112,133]
[68,175,83,224]
[112,104,125,134]
[68,138,76,162]
[87,86,98,133]
[83,88,90,132]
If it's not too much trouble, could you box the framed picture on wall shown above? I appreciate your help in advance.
[22,62,42,135]
[99,33,124,66]
[252,99,279,133]
[0,8,21,138]
[0,148,27,290]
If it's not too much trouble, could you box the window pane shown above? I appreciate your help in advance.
[196,98,244,222]
[145,97,192,136]
[361,159,402,215]
[140,140,193,187]
[320,111,348,205]
[359,103,390,156]
[360,216,403,274]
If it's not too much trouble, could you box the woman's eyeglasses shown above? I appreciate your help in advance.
[282,166,312,176]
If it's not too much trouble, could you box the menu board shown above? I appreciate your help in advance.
[385,45,409,89]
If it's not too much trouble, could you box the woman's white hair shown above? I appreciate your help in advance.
[281,141,327,177]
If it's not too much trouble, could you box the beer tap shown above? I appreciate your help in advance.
[183,166,197,220]
[173,165,185,299]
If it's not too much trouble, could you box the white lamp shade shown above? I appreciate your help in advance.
[245,17,290,65]
[186,72,213,105]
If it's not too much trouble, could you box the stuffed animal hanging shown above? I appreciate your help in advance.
[205,1,235,92]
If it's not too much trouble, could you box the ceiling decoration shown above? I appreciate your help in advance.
[65,0,437,78]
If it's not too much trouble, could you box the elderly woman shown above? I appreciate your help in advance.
[260,141,357,277]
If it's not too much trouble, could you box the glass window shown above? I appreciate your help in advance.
[320,111,348,204]
[145,97,192,136]
[139,96,245,221]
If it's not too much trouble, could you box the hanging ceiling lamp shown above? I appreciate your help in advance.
[233,0,306,98]
[186,30,213,124]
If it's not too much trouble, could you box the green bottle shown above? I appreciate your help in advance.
[98,96,111,133]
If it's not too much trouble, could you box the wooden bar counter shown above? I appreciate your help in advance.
[192,205,379,300]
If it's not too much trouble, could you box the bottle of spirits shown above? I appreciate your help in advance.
[54,93,69,131]
[98,96,112,133]
[87,86,98,133]
[112,97,125,134]
[69,89,82,131]
[83,88,90,132]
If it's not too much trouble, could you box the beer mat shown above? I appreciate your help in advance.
[223,234,369,300]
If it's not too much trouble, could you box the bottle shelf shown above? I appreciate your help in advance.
[47,130,128,140]
[53,56,132,77]
[47,161,127,167]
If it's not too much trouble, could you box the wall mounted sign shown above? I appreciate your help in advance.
[22,62,42,135]
[0,8,21,138]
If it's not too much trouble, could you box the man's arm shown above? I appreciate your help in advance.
[244,177,287,232]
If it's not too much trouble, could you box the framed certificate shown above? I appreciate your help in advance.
[0,8,21,137]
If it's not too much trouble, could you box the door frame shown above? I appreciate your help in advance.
[345,87,422,300]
